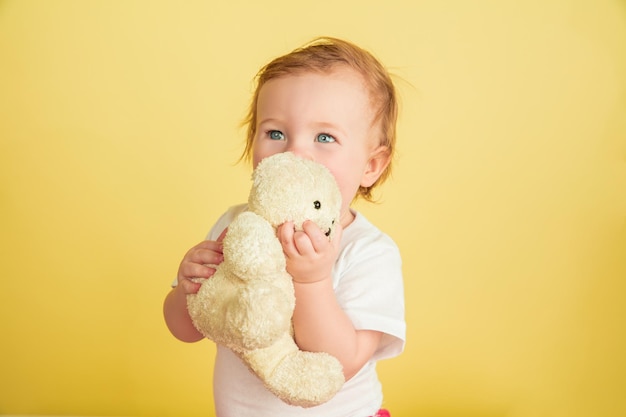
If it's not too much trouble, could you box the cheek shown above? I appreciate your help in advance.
[251,143,268,169]
[252,139,284,169]
[328,168,361,207]
[252,154,261,169]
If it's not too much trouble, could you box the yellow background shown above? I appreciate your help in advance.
[1,1,624,416]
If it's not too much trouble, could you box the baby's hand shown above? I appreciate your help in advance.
[278,220,342,284]
[177,228,227,294]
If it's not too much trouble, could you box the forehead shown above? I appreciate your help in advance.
[256,67,375,119]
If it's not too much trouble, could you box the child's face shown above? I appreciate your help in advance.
[252,67,388,225]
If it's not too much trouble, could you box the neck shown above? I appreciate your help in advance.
[340,209,355,228]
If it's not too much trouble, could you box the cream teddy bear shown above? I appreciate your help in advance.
[187,152,345,408]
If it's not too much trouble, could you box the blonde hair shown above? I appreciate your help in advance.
[241,37,398,201]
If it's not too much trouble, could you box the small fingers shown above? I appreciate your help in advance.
[301,220,330,252]
[216,227,228,243]
[178,262,215,282]
[279,222,314,257]
[187,249,223,266]
[292,229,315,255]
[185,241,224,265]
[178,278,202,295]
[280,221,335,255]
[278,221,295,249]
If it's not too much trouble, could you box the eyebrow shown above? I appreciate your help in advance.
[257,118,282,126]
[258,118,346,135]
[314,121,346,134]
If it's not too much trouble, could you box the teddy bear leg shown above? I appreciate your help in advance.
[241,333,345,408]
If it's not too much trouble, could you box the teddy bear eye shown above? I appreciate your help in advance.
[314,200,321,210]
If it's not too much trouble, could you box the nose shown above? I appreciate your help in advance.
[285,140,314,161]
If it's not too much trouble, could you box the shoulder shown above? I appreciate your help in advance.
[334,209,402,287]
[206,204,248,240]
[340,210,400,260]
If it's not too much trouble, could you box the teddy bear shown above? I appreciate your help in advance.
[186,152,345,408]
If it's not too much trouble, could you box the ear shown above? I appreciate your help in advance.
[361,145,391,188]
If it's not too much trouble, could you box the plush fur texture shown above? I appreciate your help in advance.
[187,152,345,407]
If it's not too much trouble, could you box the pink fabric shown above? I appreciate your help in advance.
[374,410,390,417]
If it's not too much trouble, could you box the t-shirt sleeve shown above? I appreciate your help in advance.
[333,229,406,361]
[205,204,246,240]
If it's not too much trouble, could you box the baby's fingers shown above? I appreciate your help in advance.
[301,220,331,252]
[216,227,228,243]
[277,221,293,244]
[178,278,202,295]
[185,241,224,265]
[279,222,318,257]
[292,229,315,255]
[188,249,223,266]
[179,262,217,281]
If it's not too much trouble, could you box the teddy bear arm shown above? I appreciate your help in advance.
[225,280,294,350]
[223,211,285,277]
[241,333,345,407]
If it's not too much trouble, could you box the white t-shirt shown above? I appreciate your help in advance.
[189,204,405,417]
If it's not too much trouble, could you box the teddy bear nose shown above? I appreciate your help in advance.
[325,228,331,237]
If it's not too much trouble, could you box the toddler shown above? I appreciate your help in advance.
[163,37,406,417]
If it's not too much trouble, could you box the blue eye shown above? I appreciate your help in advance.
[316,133,335,143]
[268,130,285,140]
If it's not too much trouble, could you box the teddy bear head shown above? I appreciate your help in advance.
[247,152,342,239]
